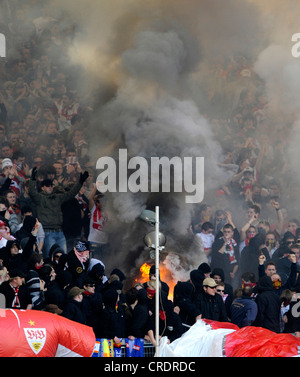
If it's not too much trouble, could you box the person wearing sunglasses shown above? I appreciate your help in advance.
[197,277,229,322]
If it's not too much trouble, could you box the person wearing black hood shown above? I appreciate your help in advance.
[124,287,149,339]
[0,220,40,274]
[99,288,125,344]
[46,244,65,274]
[88,261,106,294]
[103,270,126,316]
[271,231,296,266]
[38,263,65,310]
[173,280,202,328]
[240,234,270,280]
[15,215,40,249]
[253,275,281,333]
[189,268,205,305]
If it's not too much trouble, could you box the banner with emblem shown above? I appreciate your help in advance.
[0,309,96,357]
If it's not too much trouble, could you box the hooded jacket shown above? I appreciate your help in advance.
[253,275,281,333]
[99,289,125,339]
[173,281,201,326]
[240,234,270,279]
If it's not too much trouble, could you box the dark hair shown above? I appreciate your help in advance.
[125,287,138,306]
[21,205,33,215]
[201,222,214,232]
[249,204,260,214]
[241,271,256,283]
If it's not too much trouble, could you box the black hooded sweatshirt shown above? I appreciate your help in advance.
[173,281,201,327]
[240,234,270,279]
[253,275,281,333]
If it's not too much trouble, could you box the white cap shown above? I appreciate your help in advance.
[2,158,13,170]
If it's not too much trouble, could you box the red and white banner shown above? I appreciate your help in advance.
[159,319,300,357]
[0,309,96,357]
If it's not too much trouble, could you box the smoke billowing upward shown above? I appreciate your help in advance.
[12,1,300,280]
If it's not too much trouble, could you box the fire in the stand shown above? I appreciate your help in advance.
[139,262,151,283]
[135,262,176,301]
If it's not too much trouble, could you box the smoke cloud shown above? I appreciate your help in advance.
[13,0,300,283]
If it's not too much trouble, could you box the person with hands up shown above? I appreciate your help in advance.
[28,166,89,258]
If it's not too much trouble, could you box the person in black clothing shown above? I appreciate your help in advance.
[146,290,184,346]
[125,287,149,340]
[55,270,73,304]
[45,244,65,274]
[173,280,202,328]
[196,277,228,322]
[211,223,240,287]
[82,277,103,337]
[240,234,270,281]
[0,228,38,274]
[0,269,32,309]
[211,267,234,317]
[64,240,90,287]
[143,265,169,298]
[99,288,125,345]
[189,268,205,305]
[253,275,281,333]
[103,268,127,314]
[26,252,45,310]
[88,262,106,294]
[14,215,37,245]
[61,183,85,251]
[62,286,86,324]
[258,253,298,296]
[38,263,65,310]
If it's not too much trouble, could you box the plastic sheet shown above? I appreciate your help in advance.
[159,319,300,357]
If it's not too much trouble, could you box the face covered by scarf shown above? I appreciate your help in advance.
[74,240,89,264]
[272,278,282,290]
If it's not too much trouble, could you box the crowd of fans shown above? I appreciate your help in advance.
[0,0,299,350]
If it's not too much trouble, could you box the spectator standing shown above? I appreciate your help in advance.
[196,277,228,322]
[28,166,89,257]
[253,275,281,333]
[0,269,32,309]
[62,286,86,324]
[230,286,258,327]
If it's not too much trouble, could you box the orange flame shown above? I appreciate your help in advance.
[135,262,176,301]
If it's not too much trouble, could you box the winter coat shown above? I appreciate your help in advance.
[173,281,201,326]
[28,180,82,230]
[211,228,240,283]
[240,234,270,279]
[62,298,86,324]
[99,289,125,339]
[196,291,229,322]
[253,275,281,333]
[125,288,149,338]
[230,296,258,327]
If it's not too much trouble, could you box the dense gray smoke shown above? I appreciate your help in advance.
[10,0,300,282]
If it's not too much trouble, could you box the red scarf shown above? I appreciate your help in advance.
[11,285,20,308]
[92,207,106,230]
[83,290,94,296]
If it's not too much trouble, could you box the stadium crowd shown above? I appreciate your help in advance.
[0,0,299,348]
